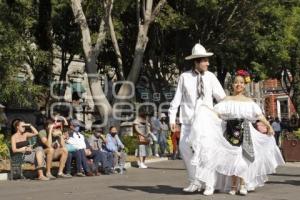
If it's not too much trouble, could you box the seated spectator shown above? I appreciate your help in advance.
[62,127,77,153]
[65,119,93,177]
[62,127,81,176]
[106,126,127,173]
[11,120,48,181]
[87,127,114,174]
[84,138,109,175]
[38,117,70,179]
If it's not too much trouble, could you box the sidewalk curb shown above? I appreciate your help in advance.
[125,157,169,169]
[0,173,8,181]
[284,162,300,168]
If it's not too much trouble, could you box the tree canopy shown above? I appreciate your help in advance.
[0,0,300,114]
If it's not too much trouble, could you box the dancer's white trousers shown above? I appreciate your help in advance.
[179,124,197,184]
[179,124,216,187]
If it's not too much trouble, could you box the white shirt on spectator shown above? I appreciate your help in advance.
[67,131,86,150]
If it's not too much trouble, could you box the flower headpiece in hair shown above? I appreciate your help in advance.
[236,69,251,83]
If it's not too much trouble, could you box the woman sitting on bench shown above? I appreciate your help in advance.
[11,120,49,181]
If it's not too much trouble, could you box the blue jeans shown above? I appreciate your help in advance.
[159,133,168,154]
[105,151,114,169]
[87,150,112,170]
[65,149,90,174]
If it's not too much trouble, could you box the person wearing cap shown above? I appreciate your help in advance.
[87,126,114,174]
[65,119,93,176]
[168,43,226,194]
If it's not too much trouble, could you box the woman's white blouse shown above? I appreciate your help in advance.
[214,100,263,121]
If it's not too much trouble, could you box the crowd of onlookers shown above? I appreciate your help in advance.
[9,110,182,180]
[10,106,299,181]
[267,114,300,146]
[133,110,181,169]
[11,115,127,180]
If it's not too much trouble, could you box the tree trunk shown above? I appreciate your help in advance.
[71,0,113,122]
[60,51,67,81]
[36,0,52,51]
[60,53,74,81]
[109,14,124,80]
[117,0,167,98]
[58,52,74,100]
[216,57,227,86]
[86,53,113,123]
[71,0,166,123]
[292,66,300,115]
[289,47,300,116]
[117,28,148,98]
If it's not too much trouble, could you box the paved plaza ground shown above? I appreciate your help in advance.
[0,160,299,200]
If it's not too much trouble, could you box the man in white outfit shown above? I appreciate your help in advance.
[168,43,226,195]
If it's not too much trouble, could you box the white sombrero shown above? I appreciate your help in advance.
[185,43,214,60]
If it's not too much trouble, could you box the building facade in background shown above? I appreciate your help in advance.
[263,79,296,120]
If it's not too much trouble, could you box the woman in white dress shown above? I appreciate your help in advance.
[188,73,285,196]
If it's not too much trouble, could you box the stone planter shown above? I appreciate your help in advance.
[281,133,300,162]
[0,159,9,181]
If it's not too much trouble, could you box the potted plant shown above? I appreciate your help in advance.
[0,133,9,180]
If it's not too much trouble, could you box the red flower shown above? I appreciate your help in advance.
[236,69,249,76]
[236,69,251,83]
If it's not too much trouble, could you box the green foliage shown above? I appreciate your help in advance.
[294,128,300,139]
[120,135,138,155]
[83,130,93,139]
[156,4,188,30]
[52,0,82,56]
[1,0,300,113]
[0,0,51,108]
[0,134,9,160]
[0,75,45,109]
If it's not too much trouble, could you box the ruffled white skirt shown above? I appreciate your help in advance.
[188,105,285,191]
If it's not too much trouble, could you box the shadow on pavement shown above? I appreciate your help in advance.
[272,173,300,177]
[147,167,185,171]
[267,180,300,186]
[110,185,192,195]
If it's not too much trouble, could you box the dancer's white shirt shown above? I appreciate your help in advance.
[169,70,226,124]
